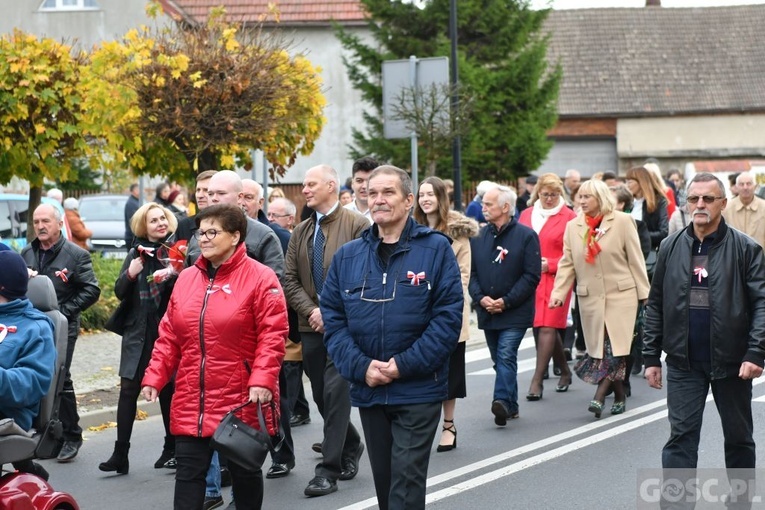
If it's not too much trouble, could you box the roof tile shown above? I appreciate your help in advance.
[169,0,367,24]
[544,6,765,116]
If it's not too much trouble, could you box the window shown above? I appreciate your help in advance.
[39,0,99,11]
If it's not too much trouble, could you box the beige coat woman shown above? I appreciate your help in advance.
[551,210,650,357]
[448,211,479,343]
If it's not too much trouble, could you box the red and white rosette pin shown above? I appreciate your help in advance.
[55,268,69,283]
[494,247,508,264]
[0,324,18,344]
[407,271,425,286]
[693,266,708,283]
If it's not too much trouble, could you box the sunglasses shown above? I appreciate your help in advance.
[686,195,725,204]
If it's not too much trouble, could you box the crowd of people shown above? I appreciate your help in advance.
[2,160,764,510]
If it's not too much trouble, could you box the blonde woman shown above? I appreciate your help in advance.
[550,180,649,418]
[518,174,577,400]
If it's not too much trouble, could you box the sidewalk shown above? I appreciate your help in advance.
[73,313,489,429]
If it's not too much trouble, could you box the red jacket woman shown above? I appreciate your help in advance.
[143,241,287,438]
[143,204,287,510]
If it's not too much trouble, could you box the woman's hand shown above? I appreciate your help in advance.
[142,386,158,402]
[541,257,549,273]
[249,386,273,403]
[128,257,145,280]
[549,298,563,309]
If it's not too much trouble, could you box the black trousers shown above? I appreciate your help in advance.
[302,332,361,480]
[283,360,310,418]
[174,436,263,510]
[61,320,82,442]
[359,402,441,510]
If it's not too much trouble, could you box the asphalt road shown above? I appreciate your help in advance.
[40,334,765,509]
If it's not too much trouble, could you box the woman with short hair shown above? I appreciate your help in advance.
[142,204,287,510]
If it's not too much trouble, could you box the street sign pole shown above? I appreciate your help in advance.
[409,55,419,193]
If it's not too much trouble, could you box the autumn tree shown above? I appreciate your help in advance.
[85,4,326,183]
[0,30,90,240]
[337,0,560,182]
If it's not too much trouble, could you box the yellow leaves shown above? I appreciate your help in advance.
[225,38,240,52]
[88,421,117,432]
[34,124,46,135]
[220,154,235,168]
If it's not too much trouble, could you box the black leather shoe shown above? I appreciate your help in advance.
[311,442,322,454]
[57,440,83,463]
[289,414,311,427]
[491,400,510,426]
[339,443,364,481]
[203,496,224,510]
[266,460,295,479]
[304,476,337,497]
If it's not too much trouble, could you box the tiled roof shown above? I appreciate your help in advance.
[544,6,765,117]
[162,0,367,25]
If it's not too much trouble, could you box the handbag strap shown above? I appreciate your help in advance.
[228,400,280,454]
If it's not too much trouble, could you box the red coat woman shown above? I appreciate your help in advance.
[142,204,287,510]
[518,173,577,400]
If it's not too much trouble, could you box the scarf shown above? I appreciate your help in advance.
[584,214,604,264]
[135,236,171,310]
[531,197,565,234]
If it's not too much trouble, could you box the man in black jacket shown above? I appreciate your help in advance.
[469,185,540,427]
[644,173,765,481]
[124,183,140,250]
[21,204,101,463]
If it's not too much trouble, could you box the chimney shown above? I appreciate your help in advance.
[646,0,661,6]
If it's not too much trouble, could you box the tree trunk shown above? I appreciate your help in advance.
[26,185,43,244]
[426,159,437,177]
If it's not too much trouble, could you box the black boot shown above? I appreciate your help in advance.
[99,441,130,474]
[154,435,175,469]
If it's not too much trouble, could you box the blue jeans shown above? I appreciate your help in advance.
[663,362,755,469]
[483,328,526,414]
[205,451,221,499]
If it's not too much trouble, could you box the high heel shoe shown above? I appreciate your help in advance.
[526,383,543,401]
[436,419,457,452]
[588,400,603,419]
[556,373,572,393]
[611,401,626,415]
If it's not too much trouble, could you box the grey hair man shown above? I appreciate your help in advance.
[242,178,267,224]
[644,172,765,505]
[722,171,765,249]
[283,164,369,497]
[563,169,581,206]
[469,184,540,427]
[21,203,101,463]
[268,197,297,231]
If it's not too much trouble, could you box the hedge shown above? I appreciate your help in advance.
[80,254,123,332]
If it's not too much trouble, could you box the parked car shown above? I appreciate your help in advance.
[78,194,129,255]
[0,194,69,251]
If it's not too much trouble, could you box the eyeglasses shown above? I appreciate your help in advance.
[686,195,725,204]
[539,192,560,199]
[360,275,397,303]
[193,228,224,241]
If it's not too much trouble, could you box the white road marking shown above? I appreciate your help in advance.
[336,376,765,510]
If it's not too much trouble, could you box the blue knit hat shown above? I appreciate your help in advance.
[0,251,28,301]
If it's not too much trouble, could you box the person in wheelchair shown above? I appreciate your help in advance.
[0,251,56,479]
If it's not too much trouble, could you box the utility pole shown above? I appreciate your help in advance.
[449,0,463,211]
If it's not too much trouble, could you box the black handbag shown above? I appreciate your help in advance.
[104,299,130,336]
[210,401,278,472]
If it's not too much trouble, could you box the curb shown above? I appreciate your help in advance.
[79,399,161,431]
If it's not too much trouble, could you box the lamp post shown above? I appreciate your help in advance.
[449,0,462,211]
